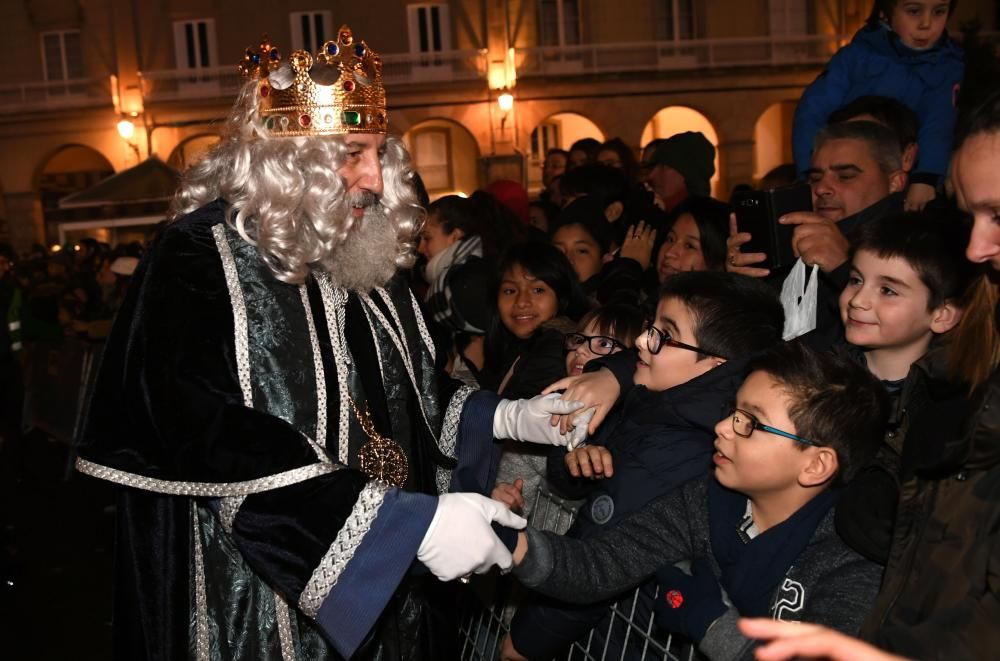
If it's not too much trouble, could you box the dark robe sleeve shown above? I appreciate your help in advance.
[76,210,437,658]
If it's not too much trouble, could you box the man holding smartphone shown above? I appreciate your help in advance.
[727,121,906,348]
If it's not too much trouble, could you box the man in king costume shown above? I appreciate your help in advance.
[75,26,590,661]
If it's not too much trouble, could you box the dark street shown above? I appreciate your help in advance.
[1,431,114,659]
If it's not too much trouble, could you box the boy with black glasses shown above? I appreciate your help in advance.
[509,342,888,661]
[502,272,785,660]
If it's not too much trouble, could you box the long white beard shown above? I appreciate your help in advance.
[323,204,402,292]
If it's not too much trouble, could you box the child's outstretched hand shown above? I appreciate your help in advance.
[904,182,936,211]
[564,445,614,479]
[544,368,621,435]
[491,478,525,513]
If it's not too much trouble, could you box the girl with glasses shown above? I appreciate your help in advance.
[564,304,643,377]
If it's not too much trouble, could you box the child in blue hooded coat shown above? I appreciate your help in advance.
[792,0,963,211]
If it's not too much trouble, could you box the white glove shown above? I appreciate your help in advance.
[493,393,594,448]
[417,493,527,581]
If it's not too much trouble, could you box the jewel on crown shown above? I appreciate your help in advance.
[238,26,388,137]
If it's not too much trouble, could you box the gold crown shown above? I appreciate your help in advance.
[238,26,387,137]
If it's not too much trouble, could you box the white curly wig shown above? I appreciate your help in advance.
[169,79,422,289]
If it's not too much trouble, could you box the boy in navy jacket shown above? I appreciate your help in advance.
[503,272,785,660]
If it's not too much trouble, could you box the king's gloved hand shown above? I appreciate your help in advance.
[493,393,594,449]
[654,557,727,642]
[417,493,526,582]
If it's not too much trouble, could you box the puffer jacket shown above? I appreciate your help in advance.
[792,22,964,184]
[859,365,1000,660]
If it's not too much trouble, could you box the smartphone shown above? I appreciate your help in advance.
[732,182,813,271]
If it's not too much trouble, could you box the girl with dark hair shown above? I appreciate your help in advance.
[485,242,587,513]
[484,242,587,396]
[654,195,731,281]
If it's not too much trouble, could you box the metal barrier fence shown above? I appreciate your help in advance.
[457,487,700,661]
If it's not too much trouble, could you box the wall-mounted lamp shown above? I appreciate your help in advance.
[117,113,141,162]
[497,89,514,138]
[498,92,514,113]
[116,118,135,140]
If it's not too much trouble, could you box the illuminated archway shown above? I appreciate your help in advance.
[403,118,482,200]
[35,145,115,233]
[167,133,221,171]
[753,101,797,182]
[640,106,720,196]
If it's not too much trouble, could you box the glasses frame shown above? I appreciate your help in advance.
[564,332,626,356]
[643,321,728,359]
[728,407,818,447]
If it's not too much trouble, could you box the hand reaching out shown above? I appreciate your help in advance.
[738,618,911,661]
[543,368,622,436]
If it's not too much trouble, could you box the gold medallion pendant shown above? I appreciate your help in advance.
[350,397,408,488]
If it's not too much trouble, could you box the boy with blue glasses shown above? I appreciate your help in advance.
[509,342,889,660]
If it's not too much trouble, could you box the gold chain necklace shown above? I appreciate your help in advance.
[349,396,409,488]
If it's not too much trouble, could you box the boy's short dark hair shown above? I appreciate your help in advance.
[658,271,784,360]
[748,341,889,486]
[850,210,974,310]
[828,95,920,150]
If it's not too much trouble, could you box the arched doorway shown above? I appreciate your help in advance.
[403,118,482,200]
[640,106,720,196]
[36,145,115,241]
[753,101,797,184]
[167,134,221,171]
[527,112,605,192]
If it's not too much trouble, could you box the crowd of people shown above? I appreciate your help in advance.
[0,237,145,471]
[413,1,999,659]
[1,1,997,659]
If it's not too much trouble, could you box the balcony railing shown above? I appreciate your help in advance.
[139,49,490,103]
[517,33,850,78]
[134,30,1000,102]
[381,49,488,85]
[0,78,111,114]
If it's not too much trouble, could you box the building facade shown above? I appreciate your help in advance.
[0,0,996,250]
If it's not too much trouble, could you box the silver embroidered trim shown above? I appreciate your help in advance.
[358,302,386,385]
[408,287,436,364]
[218,496,244,534]
[436,385,476,494]
[358,292,433,435]
[212,224,253,407]
[191,501,210,661]
[298,481,389,617]
[299,284,329,461]
[275,592,297,661]
[76,458,338,497]
[316,275,351,466]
